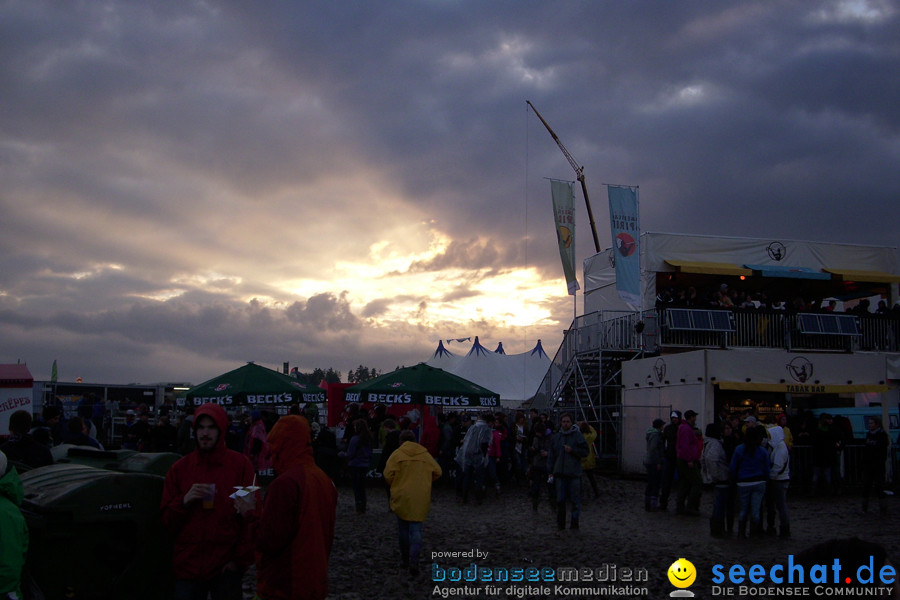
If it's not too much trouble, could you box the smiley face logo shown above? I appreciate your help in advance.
[667,558,696,589]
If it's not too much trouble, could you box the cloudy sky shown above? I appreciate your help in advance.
[1,1,898,385]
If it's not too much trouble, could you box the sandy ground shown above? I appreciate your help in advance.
[241,475,900,600]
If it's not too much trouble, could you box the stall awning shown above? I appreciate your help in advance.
[0,364,33,387]
[823,269,900,283]
[665,260,752,276]
[717,381,889,394]
[744,264,830,280]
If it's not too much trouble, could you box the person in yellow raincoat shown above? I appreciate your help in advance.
[383,430,442,578]
[579,421,600,499]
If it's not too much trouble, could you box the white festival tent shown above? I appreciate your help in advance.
[425,337,550,409]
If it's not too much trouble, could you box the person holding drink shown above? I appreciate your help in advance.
[161,402,257,600]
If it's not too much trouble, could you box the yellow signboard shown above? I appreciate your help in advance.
[717,381,888,394]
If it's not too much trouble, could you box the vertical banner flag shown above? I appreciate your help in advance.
[51,359,58,383]
[551,180,580,295]
[608,185,640,308]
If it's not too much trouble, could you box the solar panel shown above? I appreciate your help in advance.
[710,311,733,330]
[820,315,840,334]
[837,315,859,335]
[797,313,859,336]
[693,311,713,330]
[666,309,734,331]
[667,309,693,329]
[798,314,821,334]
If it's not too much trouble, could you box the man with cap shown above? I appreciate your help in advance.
[659,410,681,511]
[675,409,703,515]
[0,450,28,600]
[121,409,141,450]
[741,414,758,437]
[161,403,257,600]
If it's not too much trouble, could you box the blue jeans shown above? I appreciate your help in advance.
[350,466,368,511]
[555,475,582,522]
[712,484,729,521]
[461,455,486,500]
[486,456,499,487]
[397,518,423,568]
[512,450,526,483]
[737,481,766,524]
[659,455,677,506]
[645,464,662,499]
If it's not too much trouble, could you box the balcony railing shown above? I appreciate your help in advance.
[531,308,897,409]
[554,308,899,358]
[658,308,899,352]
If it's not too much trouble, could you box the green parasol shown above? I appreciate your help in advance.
[181,362,326,408]
[344,362,500,408]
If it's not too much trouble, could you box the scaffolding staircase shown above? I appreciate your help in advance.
[531,310,658,469]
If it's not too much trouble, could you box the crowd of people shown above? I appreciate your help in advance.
[656,281,900,316]
[0,397,895,599]
[642,407,892,542]
[332,405,605,535]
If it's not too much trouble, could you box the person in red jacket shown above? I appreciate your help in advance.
[420,413,440,458]
[160,403,256,600]
[240,415,337,600]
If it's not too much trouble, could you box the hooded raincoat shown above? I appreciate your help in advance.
[160,403,257,581]
[255,416,337,600]
[768,426,790,481]
[383,440,442,522]
[580,425,598,471]
[643,427,664,468]
[701,437,730,485]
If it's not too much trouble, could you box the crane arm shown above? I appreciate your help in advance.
[527,101,601,253]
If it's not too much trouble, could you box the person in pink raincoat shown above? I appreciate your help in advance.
[244,410,273,476]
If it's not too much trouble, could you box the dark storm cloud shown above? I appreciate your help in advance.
[361,298,393,318]
[404,238,514,273]
[441,287,481,304]
[0,288,418,382]
[1,0,897,383]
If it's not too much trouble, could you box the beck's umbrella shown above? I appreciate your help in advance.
[344,362,500,408]
[181,362,326,408]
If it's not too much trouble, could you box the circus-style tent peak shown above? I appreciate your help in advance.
[432,340,454,358]
[467,336,493,357]
[426,337,552,408]
[530,339,548,358]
